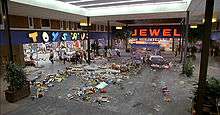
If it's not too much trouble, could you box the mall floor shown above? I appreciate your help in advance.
[1,51,220,115]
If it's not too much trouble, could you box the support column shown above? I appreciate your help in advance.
[172,38,175,52]
[182,11,189,73]
[125,24,128,51]
[196,0,214,114]
[180,18,185,63]
[107,20,110,48]
[1,0,13,63]
[87,17,91,64]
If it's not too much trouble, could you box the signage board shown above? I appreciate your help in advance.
[0,31,111,45]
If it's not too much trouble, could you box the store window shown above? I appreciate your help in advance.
[66,21,69,30]
[0,13,2,24]
[101,25,104,31]
[92,24,96,31]
[73,22,76,30]
[41,19,50,28]
[105,26,108,31]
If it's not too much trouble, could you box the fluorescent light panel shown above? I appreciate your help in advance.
[66,0,95,4]
[78,0,150,7]
[85,1,189,16]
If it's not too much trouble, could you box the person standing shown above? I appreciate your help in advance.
[115,48,121,57]
[76,51,81,64]
[49,50,54,64]
[63,52,67,64]
[71,51,76,65]
[83,50,87,63]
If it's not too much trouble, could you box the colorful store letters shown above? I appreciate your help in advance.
[28,31,86,43]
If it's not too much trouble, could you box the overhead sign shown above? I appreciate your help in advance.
[129,26,181,38]
[0,31,111,45]
[131,28,180,38]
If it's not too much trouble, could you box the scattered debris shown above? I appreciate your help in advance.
[132,102,143,108]
[179,81,185,85]
[152,83,157,87]
[153,105,161,112]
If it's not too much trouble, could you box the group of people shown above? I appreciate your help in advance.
[48,48,87,65]
[70,50,87,65]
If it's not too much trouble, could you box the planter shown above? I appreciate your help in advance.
[5,84,31,103]
[191,97,219,115]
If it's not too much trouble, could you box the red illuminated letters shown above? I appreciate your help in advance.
[131,29,137,37]
[163,29,172,37]
[140,29,147,37]
[174,29,181,37]
[149,29,160,37]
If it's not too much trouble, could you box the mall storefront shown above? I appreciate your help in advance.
[0,30,110,65]
[128,25,181,51]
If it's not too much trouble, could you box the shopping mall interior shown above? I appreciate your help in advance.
[0,0,220,115]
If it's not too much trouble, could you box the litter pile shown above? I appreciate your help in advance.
[160,81,172,102]
[30,70,69,99]
[30,57,144,105]
[65,61,141,104]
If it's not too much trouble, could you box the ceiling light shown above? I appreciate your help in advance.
[116,27,123,30]
[202,18,217,23]
[212,18,217,23]
[190,25,197,28]
[80,19,91,26]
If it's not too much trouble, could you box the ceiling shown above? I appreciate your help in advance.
[6,0,220,25]
[10,0,192,16]
[8,2,85,21]
[188,0,220,24]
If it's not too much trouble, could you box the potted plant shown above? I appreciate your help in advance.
[183,58,195,77]
[192,77,220,114]
[4,63,30,103]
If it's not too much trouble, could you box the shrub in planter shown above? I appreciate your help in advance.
[4,63,30,103]
[193,77,220,114]
[183,58,195,77]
